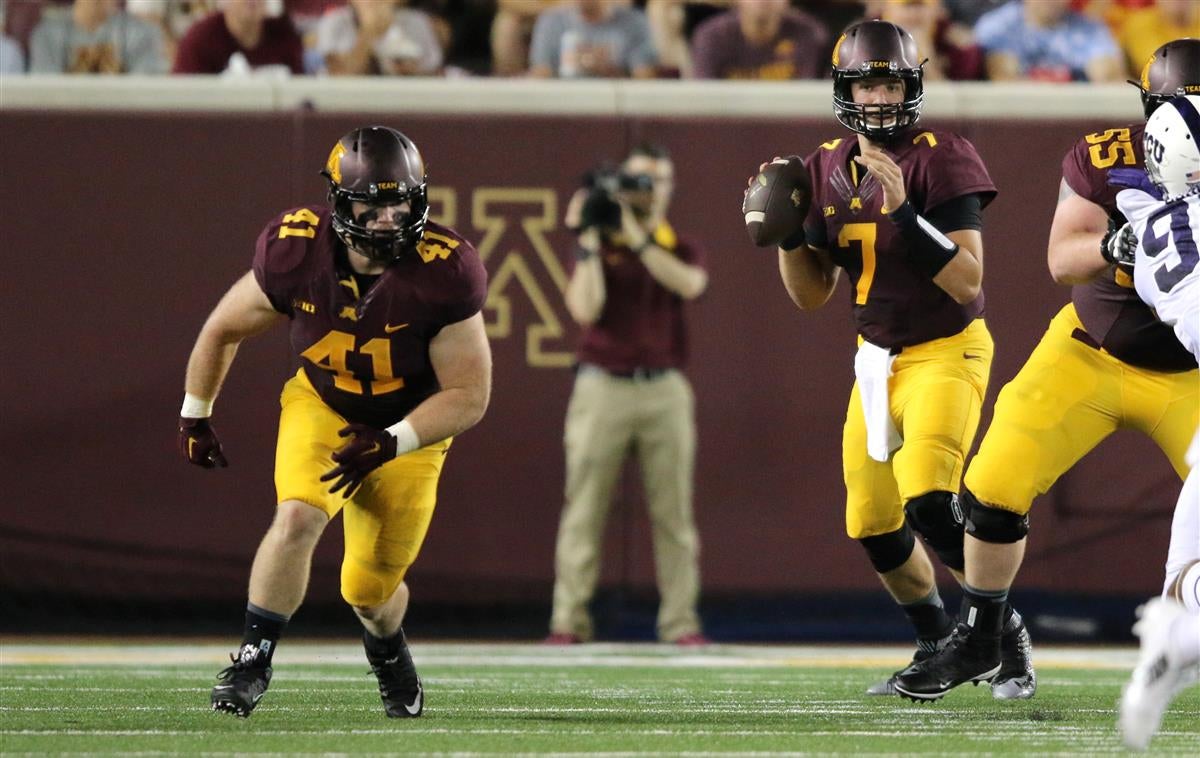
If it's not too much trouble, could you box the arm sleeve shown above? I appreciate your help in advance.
[924,192,984,233]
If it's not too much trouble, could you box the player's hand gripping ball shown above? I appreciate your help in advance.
[742,156,812,248]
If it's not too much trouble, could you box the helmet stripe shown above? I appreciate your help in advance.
[1172,96,1200,148]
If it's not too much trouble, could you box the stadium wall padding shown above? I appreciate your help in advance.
[0,110,1182,623]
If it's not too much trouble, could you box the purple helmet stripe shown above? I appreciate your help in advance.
[1171,96,1200,148]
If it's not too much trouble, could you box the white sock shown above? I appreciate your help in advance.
[1168,611,1200,668]
[1178,562,1200,615]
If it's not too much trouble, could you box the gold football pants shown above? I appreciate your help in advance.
[965,304,1197,515]
[274,369,451,607]
[844,319,994,539]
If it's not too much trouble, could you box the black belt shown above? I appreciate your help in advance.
[1071,327,1101,350]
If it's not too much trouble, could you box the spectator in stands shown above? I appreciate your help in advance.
[529,0,658,79]
[493,0,556,76]
[548,143,709,646]
[313,0,442,76]
[0,1,25,74]
[689,0,826,80]
[1112,0,1200,78]
[871,0,983,81]
[643,0,723,79]
[172,0,303,75]
[126,0,215,69]
[941,0,1005,27]
[29,0,167,74]
[3,0,46,66]
[974,0,1123,82]
[0,29,24,74]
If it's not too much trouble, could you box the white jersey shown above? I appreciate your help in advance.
[1116,188,1200,359]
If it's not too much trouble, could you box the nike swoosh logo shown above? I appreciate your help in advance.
[963,352,982,360]
[385,323,409,333]
[188,438,197,458]
[404,683,423,715]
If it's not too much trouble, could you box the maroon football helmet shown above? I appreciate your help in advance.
[321,126,429,264]
[831,20,924,141]
[1131,38,1200,119]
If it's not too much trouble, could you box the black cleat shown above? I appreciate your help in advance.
[365,630,423,718]
[892,626,1001,702]
[211,645,272,717]
[866,637,948,696]
[991,613,1036,700]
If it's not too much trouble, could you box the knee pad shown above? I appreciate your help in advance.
[858,523,917,574]
[963,489,1029,544]
[904,491,966,571]
[341,558,406,608]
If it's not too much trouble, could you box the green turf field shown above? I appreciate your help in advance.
[2,641,1197,754]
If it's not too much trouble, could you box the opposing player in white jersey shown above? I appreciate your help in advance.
[1112,94,1200,751]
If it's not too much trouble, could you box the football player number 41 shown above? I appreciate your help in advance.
[302,331,405,395]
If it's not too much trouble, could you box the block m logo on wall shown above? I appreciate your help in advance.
[437,187,573,368]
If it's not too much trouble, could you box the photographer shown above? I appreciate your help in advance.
[547,143,711,646]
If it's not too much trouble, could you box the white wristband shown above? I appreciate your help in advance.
[181,393,214,418]
[385,418,421,456]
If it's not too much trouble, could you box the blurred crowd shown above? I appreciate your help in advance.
[0,0,1194,81]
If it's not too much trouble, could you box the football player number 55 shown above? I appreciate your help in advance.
[301,331,405,395]
[839,223,877,305]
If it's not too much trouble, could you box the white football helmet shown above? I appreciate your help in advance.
[1143,94,1200,201]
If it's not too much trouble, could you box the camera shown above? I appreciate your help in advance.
[579,166,655,232]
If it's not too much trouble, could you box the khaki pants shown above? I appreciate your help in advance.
[550,366,701,641]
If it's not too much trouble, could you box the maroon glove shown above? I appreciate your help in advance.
[320,423,397,498]
[179,417,228,469]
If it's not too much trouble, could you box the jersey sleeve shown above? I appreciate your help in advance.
[801,146,830,249]
[921,134,997,213]
[439,236,489,325]
[252,209,317,315]
[1061,136,1109,202]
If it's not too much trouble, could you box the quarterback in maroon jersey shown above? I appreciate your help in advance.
[760,20,1034,699]
[178,126,490,718]
[896,40,1200,701]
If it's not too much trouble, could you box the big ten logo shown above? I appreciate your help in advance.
[428,186,573,368]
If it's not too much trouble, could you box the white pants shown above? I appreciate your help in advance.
[1163,427,1200,596]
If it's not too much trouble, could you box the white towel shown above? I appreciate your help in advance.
[854,340,902,462]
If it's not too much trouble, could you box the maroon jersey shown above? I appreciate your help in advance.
[172,12,304,74]
[1061,124,1196,372]
[253,207,487,428]
[576,227,705,372]
[803,129,996,349]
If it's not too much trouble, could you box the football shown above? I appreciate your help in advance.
[742,156,812,248]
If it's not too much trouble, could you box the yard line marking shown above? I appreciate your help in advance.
[0,642,1140,669]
